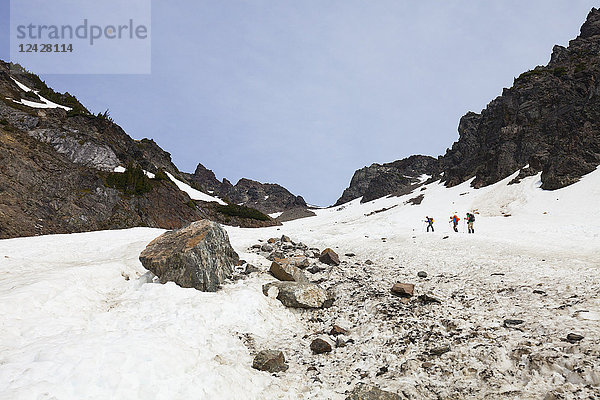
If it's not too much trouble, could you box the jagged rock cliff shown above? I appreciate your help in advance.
[442,8,600,190]
[185,163,308,214]
[336,8,600,205]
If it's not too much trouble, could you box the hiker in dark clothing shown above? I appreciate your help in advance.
[466,213,476,234]
[425,216,434,232]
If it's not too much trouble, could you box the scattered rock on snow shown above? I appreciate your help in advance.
[307,264,326,274]
[269,258,309,283]
[329,325,350,336]
[252,350,289,373]
[391,283,414,298]
[262,281,333,308]
[310,338,332,354]
[365,259,373,265]
[267,251,285,261]
[139,220,239,292]
[281,235,292,243]
[345,384,400,400]
[504,319,525,328]
[566,333,584,343]
[244,264,261,274]
[429,346,451,356]
[417,271,428,278]
[319,248,341,266]
[260,243,274,252]
[418,294,441,304]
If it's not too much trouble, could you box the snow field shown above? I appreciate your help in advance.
[0,167,598,399]
[0,229,324,400]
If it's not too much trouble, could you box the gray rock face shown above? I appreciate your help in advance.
[346,384,400,400]
[139,220,239,291]
[29,128,120,171]
[252,350,288,373]
[336,155,440,205]
[441,9,600,189]
[262,281,333,308]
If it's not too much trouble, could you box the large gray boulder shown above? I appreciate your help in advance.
[262,281,334,309]
[139,220,239,291]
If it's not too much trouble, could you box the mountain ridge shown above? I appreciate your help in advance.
[0,62,298,238]
[335,7,600,206]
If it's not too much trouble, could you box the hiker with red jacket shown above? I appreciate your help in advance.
[450,214,460,232]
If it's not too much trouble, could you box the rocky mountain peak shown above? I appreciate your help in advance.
[185,163,308,215]
[579,7,600,39]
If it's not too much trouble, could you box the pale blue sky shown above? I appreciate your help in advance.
[0,1,597,205]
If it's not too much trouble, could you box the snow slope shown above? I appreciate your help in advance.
[165,172,227,205]
[0,229,319,400]
[10,78,72,111]
[0,168,598,399]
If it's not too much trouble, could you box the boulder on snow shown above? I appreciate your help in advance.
[330,325,350,336]
[310,338,332,354]
[319,248,340,266]
[260,243,274,252]
[281,235,292,243]
[269,258,309,283]
[262,281,334,308]
[391,283,414,298]
[566,333,584,343]
[244,264,261,275]
[346,384,400,400]
[252,350,289,373]
[139,220,239,292]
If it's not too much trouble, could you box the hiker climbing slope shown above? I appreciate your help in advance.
[467,213,476,234]
[450,214,460,232]
[425,216,434,232]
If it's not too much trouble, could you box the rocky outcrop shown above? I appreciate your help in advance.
[336,9,600,205]
[139,220,239,291]
[185,163,308,215]
[441,9,600,190]
[335,155,440,205]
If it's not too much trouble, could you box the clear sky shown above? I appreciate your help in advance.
[0,1,597,205]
